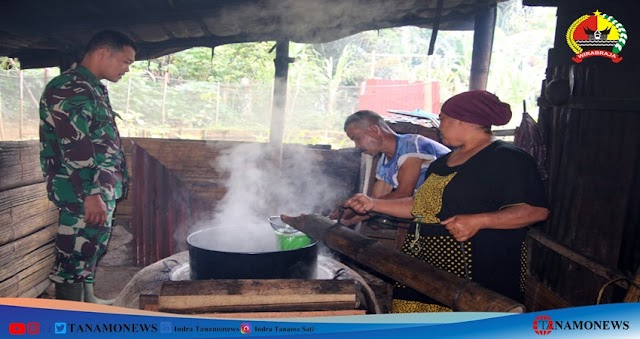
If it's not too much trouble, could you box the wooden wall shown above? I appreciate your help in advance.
[0,141,57,297]
[526,0,640,310]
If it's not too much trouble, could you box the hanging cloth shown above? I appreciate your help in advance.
[514,101,549,184]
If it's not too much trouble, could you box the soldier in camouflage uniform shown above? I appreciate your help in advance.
[39,30,136,304]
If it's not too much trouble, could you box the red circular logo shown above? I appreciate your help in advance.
[27,322,40,335]
[532,315,554,335]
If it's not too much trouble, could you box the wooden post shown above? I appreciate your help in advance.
[161,72,169,125]
[281,214,525,313]
[269,40,292,165]
[19,70,24,140]
[370,50,376,78]
[125,73,132,115]
[215,82,220,126]
[469,3,497,91]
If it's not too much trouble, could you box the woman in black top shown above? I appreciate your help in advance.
[346,90,549,312]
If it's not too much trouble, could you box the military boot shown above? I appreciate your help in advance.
[55,282,85,301]
[84,282,115,305]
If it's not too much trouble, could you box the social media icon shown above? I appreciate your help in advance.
[8,323,26,335]
[240,323,252,334]
[27,322,40,335]
[54,322,67,334]
[160,322,172,333]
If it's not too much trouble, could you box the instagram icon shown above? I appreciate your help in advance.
[240,323,252,334]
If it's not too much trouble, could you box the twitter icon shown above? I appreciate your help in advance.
[54,322,67,334]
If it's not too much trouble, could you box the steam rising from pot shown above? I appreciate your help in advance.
[190,142,347,252]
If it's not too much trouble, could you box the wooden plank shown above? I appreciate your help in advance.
[15,254,55,296]
[158,279,356,313]
[129,138,232,183]
[0,141,44,191]
[0,182,50,213]
[528,229,630,289]
[623,267,640,302]
[0,223,57,267]
[139,294,159,310]
[114,138,135,222]
[0,241,55,282]
[0,252,54,297]
[0,183,58,246]
[19,278,52,298]
[132,143,143,266]
[187,309,366,318]
[160,298,355,313]
[524,275,573,312]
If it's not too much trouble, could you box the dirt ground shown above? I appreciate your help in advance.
[93,265,143,299]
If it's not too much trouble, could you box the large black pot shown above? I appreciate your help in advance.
[187,227,318,280]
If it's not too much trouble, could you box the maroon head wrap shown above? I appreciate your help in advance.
[441,90,512,126]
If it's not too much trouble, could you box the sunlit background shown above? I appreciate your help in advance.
[0,0,556,148]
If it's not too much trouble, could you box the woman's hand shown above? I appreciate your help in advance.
[328,207,369,226]
[442,204,549,241]
[344,193,375,214]
[441,215,483,242]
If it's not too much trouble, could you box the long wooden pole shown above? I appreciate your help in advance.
[269,40,292,166]
[19,70,24,139]
[281,214,525,313]
[469,4,496,91]
[161,72,169,125]
[215,82,220,126]
[528,228,630,289]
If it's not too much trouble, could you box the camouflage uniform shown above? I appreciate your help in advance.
[39,64,128,284]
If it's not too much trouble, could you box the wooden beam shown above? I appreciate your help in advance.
[158,279,356,313]
[524,275,573,311]
[269,40,292,165]
[623,267,640,302]
[282,214,525,312]
[189,309,366,318]
[0,184,58,247]
[528,228,630,289]
[0,141,43,191]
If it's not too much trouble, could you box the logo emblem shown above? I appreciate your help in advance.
[8,323,26,335]
[54,323,67,335]
[26,323,40,335]
[566,10,627,63]
[240,323,252,335]
[533,315,554,335]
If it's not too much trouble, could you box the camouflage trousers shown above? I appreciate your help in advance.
[49,200,116,284]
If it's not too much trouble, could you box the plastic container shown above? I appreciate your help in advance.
[275,230,312,251]
[269,216,313,251]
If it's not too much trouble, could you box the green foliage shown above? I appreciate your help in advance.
[2,0,555,146]
[132,43,277,83]
[0,57,13,70]
[488,0,557,126]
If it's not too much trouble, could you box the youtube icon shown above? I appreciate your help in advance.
[8,323,26,335]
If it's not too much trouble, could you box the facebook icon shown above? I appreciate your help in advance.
[54,322,67,334]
